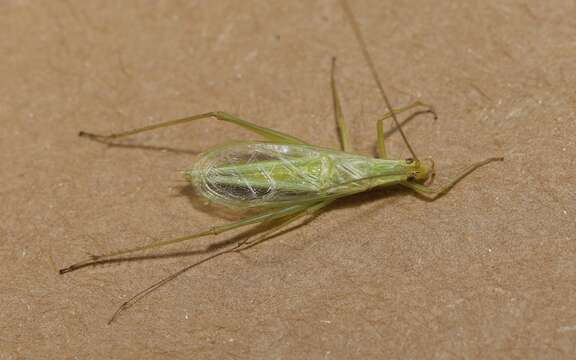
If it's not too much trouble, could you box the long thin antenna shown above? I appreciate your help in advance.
[339,0,419,159]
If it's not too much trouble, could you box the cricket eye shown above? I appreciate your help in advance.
[407,174,416,181]
[405,158,414,164]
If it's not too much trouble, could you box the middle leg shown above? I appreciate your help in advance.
[330,57,435,157]
[331,57,353,152]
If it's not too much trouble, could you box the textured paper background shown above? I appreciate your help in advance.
[1,0,575,359]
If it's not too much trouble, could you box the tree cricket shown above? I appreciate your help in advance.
[60,0,503,324]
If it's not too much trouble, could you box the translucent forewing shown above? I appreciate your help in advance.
[186,142,411,209]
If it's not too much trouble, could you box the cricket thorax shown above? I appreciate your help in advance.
[405,158,434,183]
[184,142,415,209]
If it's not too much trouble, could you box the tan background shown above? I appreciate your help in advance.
[2,0,575,359]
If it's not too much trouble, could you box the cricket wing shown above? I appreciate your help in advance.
[187,142,378,209]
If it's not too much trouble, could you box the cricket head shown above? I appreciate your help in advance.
[408,158,435,184]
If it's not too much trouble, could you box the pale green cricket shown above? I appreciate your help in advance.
[60,0,503,323]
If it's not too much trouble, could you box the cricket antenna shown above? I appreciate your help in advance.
[339,0,419,160]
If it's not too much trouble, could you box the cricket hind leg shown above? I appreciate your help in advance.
[107,200,332,324]
[59,203,313,274]
[235,199,333,249]
[375,101,437,159]
[79,111,308,145]
[401,157,504,200]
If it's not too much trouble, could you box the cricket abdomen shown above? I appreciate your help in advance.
[185,142,411,209]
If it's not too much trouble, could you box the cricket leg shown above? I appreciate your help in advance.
[401,157,504,200]
[59,203,312,274]
[375,101,436,159]
[108,200,332,324]
[340,0,421,159]
[331,57,353,152]
[79,111,308,145]
[233,214,302,250]
[331,58,437,155]
[236,199,333,249]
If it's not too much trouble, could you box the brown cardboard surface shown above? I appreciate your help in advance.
[1,0,575,359]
